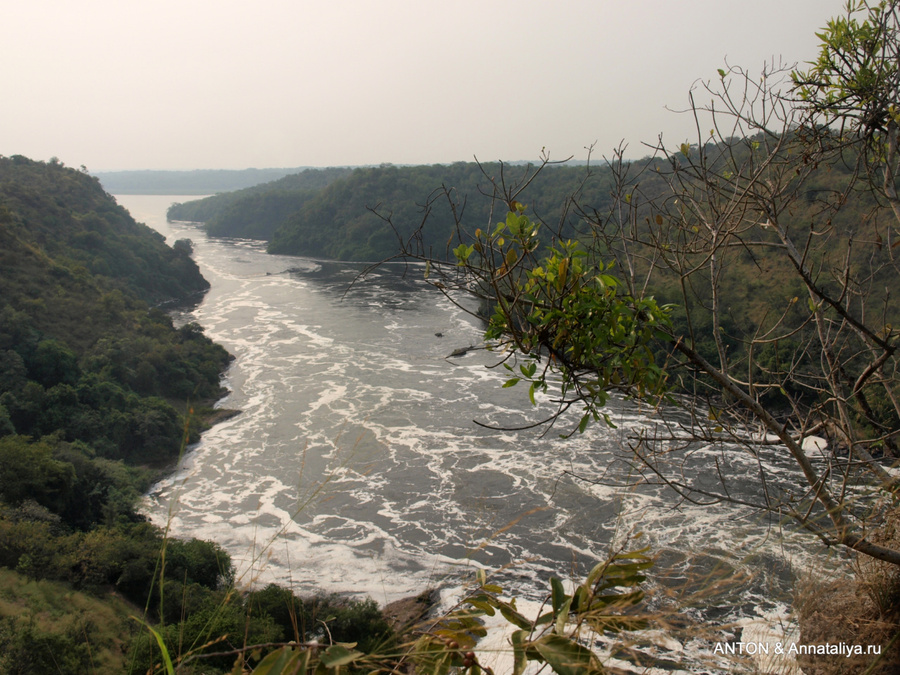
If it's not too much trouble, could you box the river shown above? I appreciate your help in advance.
[118,194,848,673]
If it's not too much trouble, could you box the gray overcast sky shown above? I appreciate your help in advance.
[3,0,848,171]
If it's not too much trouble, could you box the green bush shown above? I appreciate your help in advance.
[0,615,93,675]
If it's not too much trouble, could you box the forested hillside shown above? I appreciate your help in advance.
[267,162,594,260]
[168,161,632,260]
[0,157,230,667]
[2,157,210,305]
[0,154,229,521]
[168,145,892,282]
[167,166,353,239]
[0,156,395,673]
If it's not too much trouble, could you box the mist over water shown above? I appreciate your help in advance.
[120,195,850,667]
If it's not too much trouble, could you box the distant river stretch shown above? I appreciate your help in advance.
[120,194,842,671]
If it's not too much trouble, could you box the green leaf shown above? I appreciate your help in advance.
[551,577,566,615]
[535,610,554,626]
[498,602,534,630]
[555,595,573,635]
[533,634,604,675]
[453,243,475,264]
[136,621,174,675]
[412,639,454,675]
[585,559,608,589]
[503,377,521,388]
[319,644,364,668]
[507,211,522,236]
[251,647,310,675]
[511,630,529,675]
[571,585,589,613]
[465,598,497,616]
[577,414,590,434]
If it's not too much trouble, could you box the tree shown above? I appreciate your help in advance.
[172,238,194,256]
[386,3,900,567]
[793,0,900,224]
[0,436,75,513]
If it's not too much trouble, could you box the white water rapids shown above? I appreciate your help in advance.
[119,194,855,673]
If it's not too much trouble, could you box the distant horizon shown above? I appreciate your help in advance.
[93,159,600,195]
[4,0,847,172]
[92,158,598,173]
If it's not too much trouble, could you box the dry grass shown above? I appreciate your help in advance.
[796,507,900,674]
[0,568,136,674]
[795,576,899,674]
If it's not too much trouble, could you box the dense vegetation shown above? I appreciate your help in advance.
[167,161,628,260]
[268,162,609,261]
[167,167,353,239]
[0,156,394,673]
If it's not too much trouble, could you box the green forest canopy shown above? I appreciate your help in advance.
[167,161,626,260]
[0,155,396,674]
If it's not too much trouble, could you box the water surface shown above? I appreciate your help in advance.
[120,194,847,671]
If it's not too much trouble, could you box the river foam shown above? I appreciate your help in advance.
[120,195,854,674]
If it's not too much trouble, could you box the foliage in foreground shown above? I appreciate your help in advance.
[126,543,651,675]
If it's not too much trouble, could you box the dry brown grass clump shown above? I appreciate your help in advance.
[797,508,900,674]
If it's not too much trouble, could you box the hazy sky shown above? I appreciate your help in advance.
[4,0,848,171]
